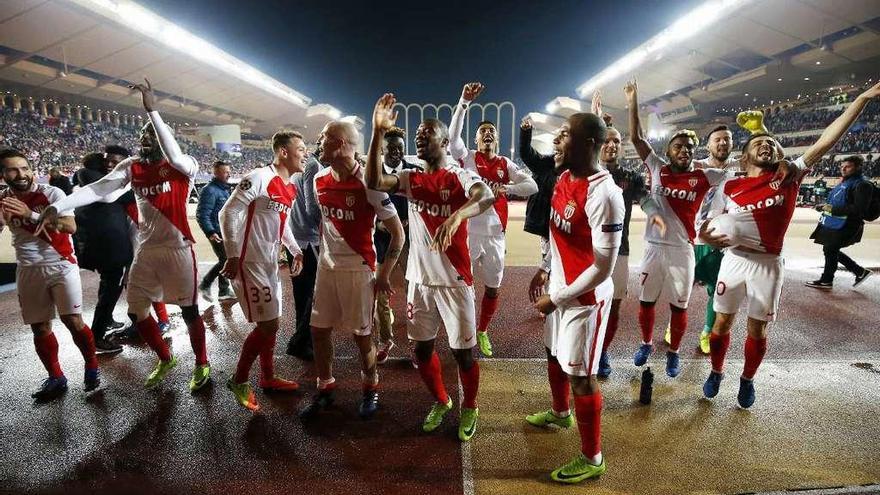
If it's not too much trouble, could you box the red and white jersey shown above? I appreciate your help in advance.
[0,184,76,266]
[220,165,299,264]
[397,164,483,287]
[548,170,624,306]
[711,157,807,256]
[644,152,727,246]
[458,151,537,236]
[51,111,198,250]
[314,165,396,272]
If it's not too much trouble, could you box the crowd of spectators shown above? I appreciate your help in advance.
[0,108,272,181]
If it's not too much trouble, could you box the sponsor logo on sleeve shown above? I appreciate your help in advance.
[602,223,624,232]
[238,179,252,191]
[381,198,392,206]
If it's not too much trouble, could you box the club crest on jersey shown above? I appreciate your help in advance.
[563,200,577,220]
[159,167,170,178]
[496,169,504,179]
[440,189,450,201]
[688,177,698,187]
[345,194,356,207]
[769,179,781,191]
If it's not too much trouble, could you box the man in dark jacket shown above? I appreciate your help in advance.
[373,127,421,364]
[196,160,234,302]
[73,151,131,354]
[519,116,558,240]
[806,155,874,289]
[49,167,73,195]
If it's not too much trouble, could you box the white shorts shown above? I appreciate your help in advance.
[612,254,629,300]
[406,282,476,349]
[638,243,695,308]
[127,245,197,307]
[713,249,784,322]
[17,263,83,325]
[311,269,374,335]
[232,261,282,323]
[469,233,505,289]
[543,281,613,377]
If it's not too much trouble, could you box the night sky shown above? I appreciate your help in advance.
[139,0,703,128]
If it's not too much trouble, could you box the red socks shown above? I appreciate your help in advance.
[34,333,63,378]
[259,331,277,379]
[235,329,272,383]
[137,316,171,361]
[477,293,500,333]
[709,332,731,373]
[152,302,169,323]
[458,361,480,408]
[574,393,603,458]
[547,358,571,414]
[669,306,688,352]
[638,302,656,344]
[70,325,98,370]
[417,352,449,404]
[602,311,619,352]
[743,336,767,380]
[186,317,209,367]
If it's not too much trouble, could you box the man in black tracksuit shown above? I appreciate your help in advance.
[73,149,133,354]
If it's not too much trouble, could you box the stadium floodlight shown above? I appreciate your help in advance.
[576,0,753,98]
[68,0,313,109]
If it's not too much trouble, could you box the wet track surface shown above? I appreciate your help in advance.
[1,259,879,494]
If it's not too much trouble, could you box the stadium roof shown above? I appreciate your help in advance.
[0,0,354,139]
[536,0,880,141]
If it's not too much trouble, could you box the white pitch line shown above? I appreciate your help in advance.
[458,377,475,495]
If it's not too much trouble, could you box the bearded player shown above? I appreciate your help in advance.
[366,93,494,441]
[300,121,404,420]
[1,149,100,400]
[220,132,306,412]
[448,82,538,357]
[38,79,210,391]
[526,112,624,483]
[701,81,880,408]
[625,79,728,378]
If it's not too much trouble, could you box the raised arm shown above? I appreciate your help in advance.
[802,81,880,167]
[519,117,554,174]
[624,80,653,162]
[35,159,133,235]
[130,78,199,177]
[366,94,403,193]
[449,82,484,161]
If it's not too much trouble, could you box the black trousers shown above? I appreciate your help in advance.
[200,240,230,291]
[287,244,318,352]
[821,243,864,282]
[91,264,127,339]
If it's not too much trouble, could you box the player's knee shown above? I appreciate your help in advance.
[484,286,499,298]
[639,300,656,308]
[413,340,434,362]
[58,313,83,329]
[128,303,151,322]
[179,305,199,322]
[452,347,475,369]
[712,312,735,334]
[30,322,52,336]
[669,304,686,314]
[569,375,598,396]
[256,319,280,334]
[746,318,768,339]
